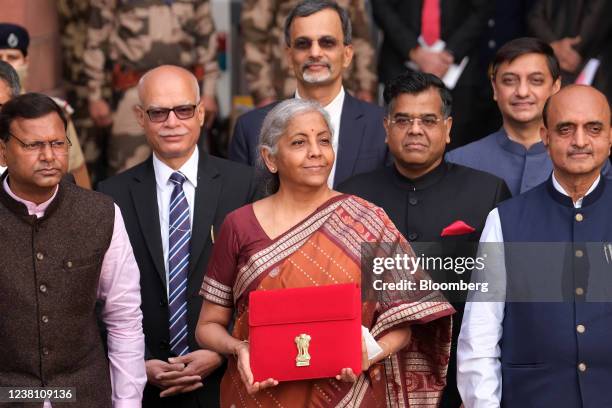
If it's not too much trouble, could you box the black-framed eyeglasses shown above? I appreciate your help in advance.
[291,36,340,51]
[144,104,198,123]
[388,115,442,129]
[8,132,72,155]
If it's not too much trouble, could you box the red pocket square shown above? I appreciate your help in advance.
[440,220,476,237]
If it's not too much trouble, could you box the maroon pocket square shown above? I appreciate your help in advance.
[440,220,476,237]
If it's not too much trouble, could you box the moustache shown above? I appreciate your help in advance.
[158,130,189,137]
[302,60,331,71]
[568,148,593,155]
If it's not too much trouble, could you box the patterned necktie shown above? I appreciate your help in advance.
[168,171,191,356]
[421,0,441,46]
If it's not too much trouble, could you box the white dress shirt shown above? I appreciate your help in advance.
[296,87,345,188]
[152,148,198,295]
[457,173,600,407]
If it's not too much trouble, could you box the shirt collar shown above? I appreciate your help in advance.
[552,172,600,208]
[497,127,547,155]
[152,147,199,189]
[2,176,58,218]
[295,86,345,110]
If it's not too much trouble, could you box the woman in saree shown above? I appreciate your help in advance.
[196,99,454,407]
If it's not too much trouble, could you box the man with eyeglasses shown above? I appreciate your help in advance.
[98,65,255,408]
[240,0,377,107]
[338,70,509,408]
[0,92,146,406]
[0,23,92,189]
[229,0,388,188]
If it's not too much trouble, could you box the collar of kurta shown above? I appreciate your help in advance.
[496,127,547,155]
[390,160,448,191]
[546,174,605,208]
[0,170,64,224]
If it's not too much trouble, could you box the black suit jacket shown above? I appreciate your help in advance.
[228,93,388,187]
[98,151,256,407]
[372,0,493,86]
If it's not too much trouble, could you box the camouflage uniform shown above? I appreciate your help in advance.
[58,0,112,183]
[83,0,219,175]
[241,0,377,105]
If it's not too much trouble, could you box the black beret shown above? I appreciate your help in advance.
[0,23,29,57]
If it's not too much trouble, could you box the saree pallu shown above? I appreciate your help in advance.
[201,195,454,407]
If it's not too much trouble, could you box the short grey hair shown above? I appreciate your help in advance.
[257,98,333,195]
[284,0,352,47]
[0,61,21,99]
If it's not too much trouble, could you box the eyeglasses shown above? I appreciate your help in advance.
[388,115,442,129]
[144,104,198,123]
[291,36,340,51]
[9,132,71,155]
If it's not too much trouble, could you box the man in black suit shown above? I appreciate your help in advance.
[229,0,387,188]
[338,71,510,408]
[371,0,493,149]
[98,65,255,407]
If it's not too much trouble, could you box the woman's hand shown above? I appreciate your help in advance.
[336,336,368,382]
[336,367,359,382]
[235,341,279,394]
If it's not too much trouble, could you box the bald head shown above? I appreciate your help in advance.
[137,65,200,106]
[135,65,205,170]
[543,85,611,128]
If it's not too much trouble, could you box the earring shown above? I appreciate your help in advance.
[270,167,277,173]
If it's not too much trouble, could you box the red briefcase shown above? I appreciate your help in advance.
[249,283,362,382]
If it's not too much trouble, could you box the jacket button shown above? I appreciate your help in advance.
[39,284,47,293]
[408,232,418,241]
[575,213,584,222]
[576,324,585,334]
[36,252,44,261]
[578,362,587,372]
[42,347,49,356]
[66,261,73,268]
[575,249,584,258]
[575,287,584,296]
[409,197,418,206]
[41,315,49,324]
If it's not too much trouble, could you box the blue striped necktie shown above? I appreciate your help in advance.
[168,171,190,356]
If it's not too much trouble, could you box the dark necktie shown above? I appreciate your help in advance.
[168,171,190,356]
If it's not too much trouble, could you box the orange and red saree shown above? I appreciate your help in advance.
[201,195,454,407]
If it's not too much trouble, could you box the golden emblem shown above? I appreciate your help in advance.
[295,333,311,367]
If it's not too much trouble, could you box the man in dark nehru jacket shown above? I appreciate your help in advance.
[458,85,612,407]
[0,93,146,406]
[338,70,510,407]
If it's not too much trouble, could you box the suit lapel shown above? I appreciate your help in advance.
[335,93,366,186]
[189,152,221,279]
[130,158,166,287]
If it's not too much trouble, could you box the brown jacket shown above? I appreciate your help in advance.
[0,175,114,408]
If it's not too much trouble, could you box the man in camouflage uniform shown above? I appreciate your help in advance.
[58,0,113,184]
[0,23,92,188]
[84,0,219,175]
[241,0,377,107]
